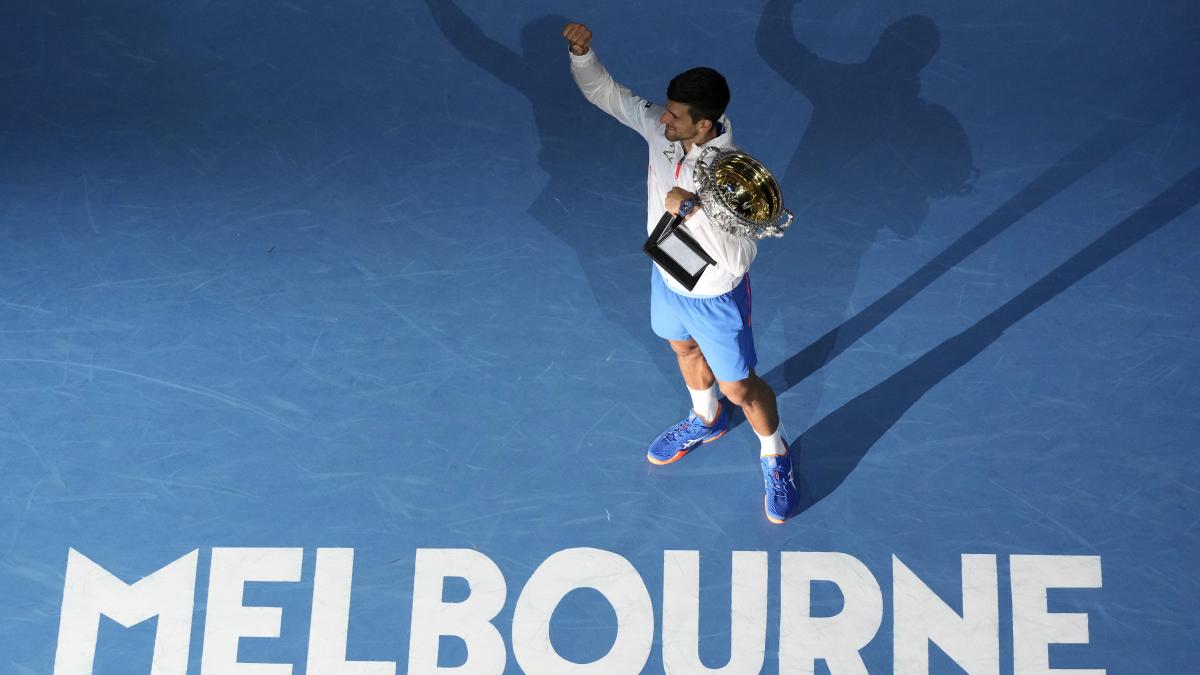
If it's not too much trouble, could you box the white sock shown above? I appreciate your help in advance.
[757,425,788,457]
[688,383,720,424]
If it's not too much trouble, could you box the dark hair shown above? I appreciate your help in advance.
[666,67,730,125]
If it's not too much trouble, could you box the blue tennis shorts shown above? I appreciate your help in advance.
[650,266,757,383]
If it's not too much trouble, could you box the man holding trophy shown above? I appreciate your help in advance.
[563,22,799,523]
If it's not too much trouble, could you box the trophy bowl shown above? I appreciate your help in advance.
[695,147,793,240]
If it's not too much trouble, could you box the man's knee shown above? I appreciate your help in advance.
[669,339,702,359]
[719,373,773,405]
[718,377,751,404]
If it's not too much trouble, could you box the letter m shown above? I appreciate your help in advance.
[54,548,198,675]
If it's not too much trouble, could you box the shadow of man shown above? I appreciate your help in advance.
[424,0,676,376]
[792,163,1200,510]
[754,0,976,409]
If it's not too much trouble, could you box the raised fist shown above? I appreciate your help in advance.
[562,22,592,56]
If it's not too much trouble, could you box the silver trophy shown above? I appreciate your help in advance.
[694,146,793,240]
[644,146,792,290]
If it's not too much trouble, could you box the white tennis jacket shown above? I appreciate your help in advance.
[570,49,757,297]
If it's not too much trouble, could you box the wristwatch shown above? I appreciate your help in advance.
[678,197,698,218]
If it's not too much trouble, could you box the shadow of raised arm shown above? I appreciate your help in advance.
[756,0,830,97]
[424,0,533,91]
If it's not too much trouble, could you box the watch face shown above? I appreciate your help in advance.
[680,198,695,216]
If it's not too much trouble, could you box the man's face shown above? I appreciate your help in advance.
[660,100,706,144]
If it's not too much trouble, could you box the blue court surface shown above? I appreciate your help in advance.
[2,1,1198,673]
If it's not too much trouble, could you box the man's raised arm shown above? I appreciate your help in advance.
[563,22,662,140]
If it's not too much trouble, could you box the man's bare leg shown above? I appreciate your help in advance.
[668,339,781,436]
[668,338,722,423]
[721,370,797,523]
[646,338,727,464]
[668,338,714,390]
[717,371,780,439]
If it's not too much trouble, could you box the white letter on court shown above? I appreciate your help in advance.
[1011,555,1104,675]
[662,550,767,674]
[893,554,999,675]
[308,548,396,675]
[200,547,304,675]
[779,552,883,675]
[407,548,507,675]
[54,548,198,675]
[512,547,653,674]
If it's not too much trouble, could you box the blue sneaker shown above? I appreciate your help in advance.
[761,448,799,524]
[646,403,729,465]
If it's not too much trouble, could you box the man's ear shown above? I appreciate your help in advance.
[696,117,713,134]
